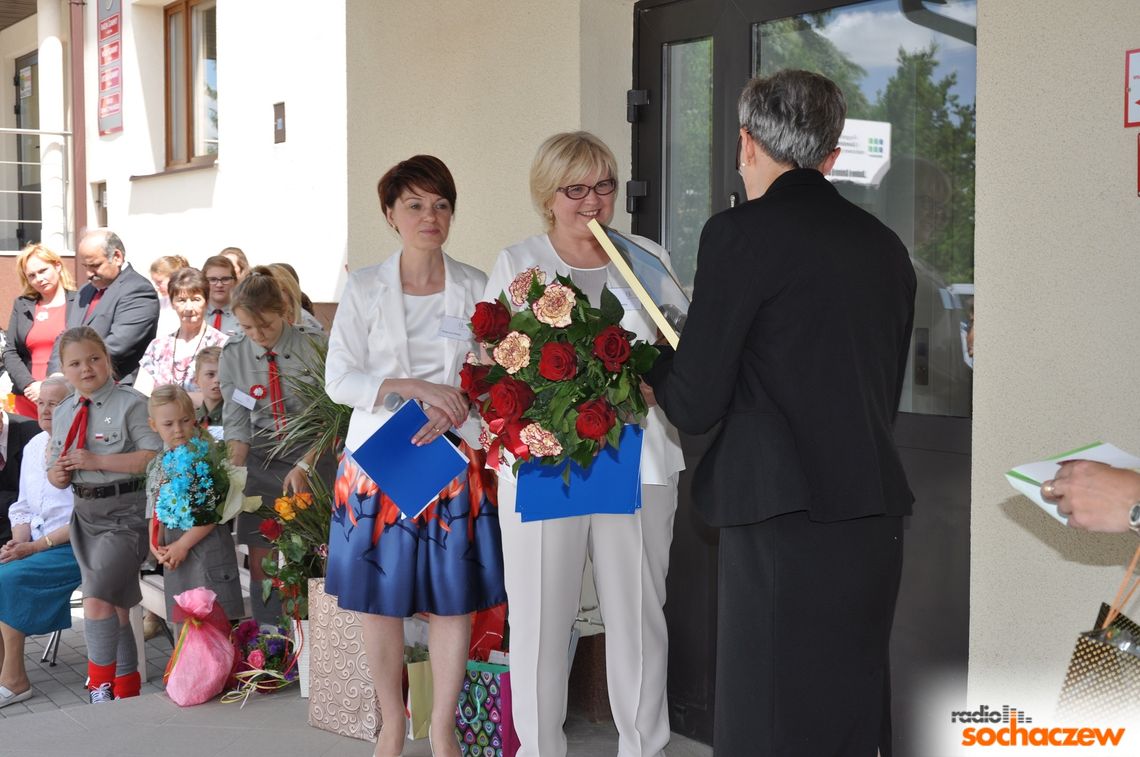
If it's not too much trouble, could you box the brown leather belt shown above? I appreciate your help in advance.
[72,479,144,500]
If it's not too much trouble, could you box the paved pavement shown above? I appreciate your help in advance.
[0,603,712,756]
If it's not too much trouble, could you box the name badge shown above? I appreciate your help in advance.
[231,388,256,410]
[610,287,643,312]
[437,315,471,341]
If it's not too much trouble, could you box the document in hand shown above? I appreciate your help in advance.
[351,401,470,519]
[516,424,643,522]
[586,219,690,349]
[1006,442,1140,524]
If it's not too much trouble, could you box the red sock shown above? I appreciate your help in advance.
[87,661,117,691]
[113,671,141,699]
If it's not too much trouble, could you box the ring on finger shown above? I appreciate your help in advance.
[1044,482,1056,497]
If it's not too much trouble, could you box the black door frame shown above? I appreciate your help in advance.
[631,1,974,749]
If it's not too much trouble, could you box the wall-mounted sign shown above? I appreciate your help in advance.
[97,0,122,136]
[1127,49,1140,127]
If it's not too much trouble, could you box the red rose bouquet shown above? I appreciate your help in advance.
[462,267,658,479]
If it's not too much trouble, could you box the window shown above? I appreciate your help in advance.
[164,0,217,166]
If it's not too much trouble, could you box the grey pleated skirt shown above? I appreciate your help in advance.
[235,446,297,549]
[157,522,245,620]
[70,487,149,607]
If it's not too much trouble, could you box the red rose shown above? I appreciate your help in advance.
[489,377,535,421]
[538,342,577,381]
[258,518,283,541]
[470,301,512,343]
[592,326,632,372]
[575,398,616,442]
[459,363,493,401]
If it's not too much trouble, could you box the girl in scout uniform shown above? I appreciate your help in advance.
[146,385,243,624]
[47,327,163,704]
[219,267,326,628]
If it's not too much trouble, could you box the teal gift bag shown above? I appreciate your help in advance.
[455,660,518,757]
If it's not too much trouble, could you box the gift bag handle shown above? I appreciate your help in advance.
[1102,543,1140,629]
[458,683,488,726]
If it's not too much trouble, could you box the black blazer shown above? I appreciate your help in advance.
[645,169,917,526]
[0,414,44,543]
[2,291,79,394]
[51,263,159,384]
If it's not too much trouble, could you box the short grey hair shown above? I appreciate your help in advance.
[738,70,846,170]
[40,376,70,396]
[83,228,127,260]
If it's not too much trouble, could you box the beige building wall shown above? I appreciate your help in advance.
[345,0,634,277]
[970,0,1140,707]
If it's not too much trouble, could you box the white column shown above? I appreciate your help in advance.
[37,0,67,252]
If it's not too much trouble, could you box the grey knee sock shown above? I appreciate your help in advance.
[84,615,119,667]
[115,622,138,676]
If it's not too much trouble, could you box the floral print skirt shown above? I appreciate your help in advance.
[324,440,506,618]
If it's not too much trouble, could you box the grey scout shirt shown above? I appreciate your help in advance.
[47,379,162,484]
[219,322,326,453]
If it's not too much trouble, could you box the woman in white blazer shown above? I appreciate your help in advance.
[324,156,506,757]
[484,132,685,757]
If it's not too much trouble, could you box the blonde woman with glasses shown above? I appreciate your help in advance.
[483,131,684,757]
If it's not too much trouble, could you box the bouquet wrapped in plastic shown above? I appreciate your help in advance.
[164,587,239,706]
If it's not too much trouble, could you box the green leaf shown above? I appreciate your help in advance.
[599,286,625,325]
[605,422,621,449]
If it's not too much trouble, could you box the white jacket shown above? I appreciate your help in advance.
[485,233,685,486]
[326,250,487,453]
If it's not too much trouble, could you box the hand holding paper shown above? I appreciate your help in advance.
[1006,442,1140,528]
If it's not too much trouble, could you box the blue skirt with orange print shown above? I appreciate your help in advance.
[324,440,506,617]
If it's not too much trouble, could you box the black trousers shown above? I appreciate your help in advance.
[714,510,904,757]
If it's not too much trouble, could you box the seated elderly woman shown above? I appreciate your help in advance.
[0,377,82,708]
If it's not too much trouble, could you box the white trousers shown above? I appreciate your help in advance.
[498,477,678,757]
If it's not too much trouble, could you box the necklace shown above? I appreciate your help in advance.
[170,326,208,386]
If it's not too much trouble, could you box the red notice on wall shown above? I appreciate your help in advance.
[97,0,123,136]
[1127,49,1140,127]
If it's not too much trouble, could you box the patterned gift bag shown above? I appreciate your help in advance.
[307,578,381,741]
[1058,545,1140,722]
[455,660,518,757]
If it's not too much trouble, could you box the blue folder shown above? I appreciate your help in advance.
[351,401,470,519]
[516,425,643,522]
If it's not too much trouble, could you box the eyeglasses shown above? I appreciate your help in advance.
[206,276,235,285]
[556,178,617,200]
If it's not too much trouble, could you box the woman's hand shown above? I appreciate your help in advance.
[0,540,38,563]
[23,380,41,403]
[1041,461,1140,532]
[413,405,454,447]
[640,380,658,408]
[149,543,166,564]
[408,380,470,428]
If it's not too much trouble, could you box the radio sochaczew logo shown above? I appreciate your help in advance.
[952,705,1125,747]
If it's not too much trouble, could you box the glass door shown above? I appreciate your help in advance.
[634,1,976,750]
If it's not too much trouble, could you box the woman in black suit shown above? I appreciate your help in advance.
[2,244,77,418]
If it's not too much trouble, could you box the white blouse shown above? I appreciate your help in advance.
[485,233,685,486]
[8,431,74,539]
[404,292,448,384]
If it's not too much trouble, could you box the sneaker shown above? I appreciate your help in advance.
[89,683,114,704]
